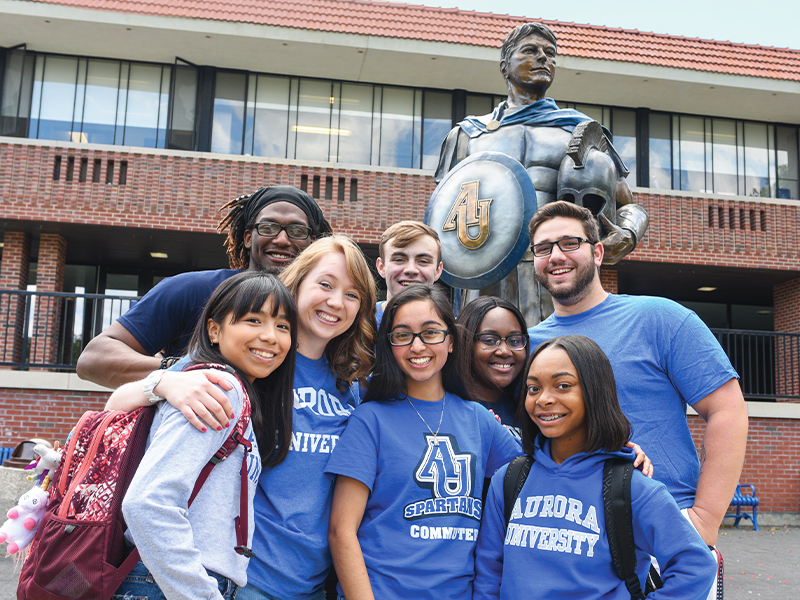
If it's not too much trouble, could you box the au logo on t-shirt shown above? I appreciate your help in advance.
[404,434,480,521]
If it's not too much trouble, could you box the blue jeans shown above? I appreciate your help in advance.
[237,582,325,600]
[111,561,238,599]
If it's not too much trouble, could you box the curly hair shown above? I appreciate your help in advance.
[279,235,376,391]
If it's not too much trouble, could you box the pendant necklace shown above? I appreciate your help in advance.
[407,396,446,445]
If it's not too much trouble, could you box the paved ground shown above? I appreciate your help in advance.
[1,525,796,599]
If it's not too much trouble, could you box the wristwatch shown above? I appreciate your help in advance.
[143,369,166,403]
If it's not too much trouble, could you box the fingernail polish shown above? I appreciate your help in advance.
[201,427,207,433]
[225,422,231,428]
[217,426,223,431]
[230,413,235,419]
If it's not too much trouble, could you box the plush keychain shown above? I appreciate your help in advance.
[0,442,62,555]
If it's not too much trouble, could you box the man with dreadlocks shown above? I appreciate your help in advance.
[77,185,331,389]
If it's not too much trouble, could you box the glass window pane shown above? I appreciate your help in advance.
[422,91,451,170]
[335,83,373,164]
[252,74,290,158]
[679,116,706,192]
[168,63,197,150]
[648,113,671,189]
[123,63,164,148]
[743,122,770,197]
[776,126,798,200]
[574,103,606,127]
[611,109,636,187]
[466,93,493,117]
[712,118,738,195]
[81,59,121,145]
[32,55,78,142]
[379,86,416,168]
[294,79,333,162]
[212,71,246,154]
[1,48,26,135]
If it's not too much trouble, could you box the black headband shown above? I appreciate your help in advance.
[243,186,332,237]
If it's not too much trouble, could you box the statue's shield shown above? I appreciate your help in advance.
[425,151,537,289]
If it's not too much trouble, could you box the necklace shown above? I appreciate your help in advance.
[407,396,446,445]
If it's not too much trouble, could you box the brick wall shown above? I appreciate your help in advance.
[0,388,108,446]
[688,414,800,514]
[2,140,800,271]
[30,234,68,366]
[0,141,437,247]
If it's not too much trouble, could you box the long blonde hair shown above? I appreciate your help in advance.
[280,234,376,391]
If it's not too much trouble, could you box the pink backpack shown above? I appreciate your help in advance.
[17,363,253,600]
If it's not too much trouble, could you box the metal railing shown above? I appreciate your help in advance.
[0,290,798,400]
[711,329,800,400]
[0,289,139,370]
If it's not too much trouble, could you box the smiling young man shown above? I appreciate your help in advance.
[526,201,747,598]
[77,185,331,388]
[375,221,443,326]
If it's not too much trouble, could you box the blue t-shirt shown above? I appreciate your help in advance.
[324,392,522,600]
[247,352,359,600]
[527,294,738,509]
[375,301,385,328]
[119,268,240,356]
[474,436,716,600]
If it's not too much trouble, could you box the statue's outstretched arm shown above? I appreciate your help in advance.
[600,203,650,265]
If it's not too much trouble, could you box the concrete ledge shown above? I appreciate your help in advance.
[0,371,112,393]
[687,401,800,420]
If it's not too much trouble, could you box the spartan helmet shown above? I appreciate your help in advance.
[556,120,617,230]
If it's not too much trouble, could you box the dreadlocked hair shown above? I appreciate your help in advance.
[218,192,252,270]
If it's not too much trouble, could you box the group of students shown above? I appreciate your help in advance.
[82,190,720,599]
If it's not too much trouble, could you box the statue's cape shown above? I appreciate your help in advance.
[458,98,593,138]
[433,97,625,183]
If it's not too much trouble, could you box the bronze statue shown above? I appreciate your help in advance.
[434,22,648,324]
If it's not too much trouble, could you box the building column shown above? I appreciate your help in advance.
[0,232,31,365]
[774,278,800,403]
[600,267,618,294]
[31,234,67,366]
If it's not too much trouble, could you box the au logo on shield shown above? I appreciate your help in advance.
[442,180,493,250]
[426,151,537,289]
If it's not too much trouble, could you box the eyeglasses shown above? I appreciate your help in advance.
[253,221,312,240]
[531,236,592,257]
[475,333,528,350]
[388,329,449,346]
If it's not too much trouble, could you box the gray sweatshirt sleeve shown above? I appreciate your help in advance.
[122,373,250,600]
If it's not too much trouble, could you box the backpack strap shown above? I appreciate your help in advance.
[503,455,534,526]
[603,459,647,600]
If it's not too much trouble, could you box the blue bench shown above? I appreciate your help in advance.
[724,483,759,531]
[0,446,12,466]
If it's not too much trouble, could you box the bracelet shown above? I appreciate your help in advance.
[160,356,180,370]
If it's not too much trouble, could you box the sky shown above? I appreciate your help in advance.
[399,0,799,49]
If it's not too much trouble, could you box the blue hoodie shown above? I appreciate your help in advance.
[474,435,716,600]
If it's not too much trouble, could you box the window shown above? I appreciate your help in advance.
[648,112,797,199]
[23,54,172,148]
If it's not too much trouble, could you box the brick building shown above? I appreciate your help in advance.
[1,0,798,521]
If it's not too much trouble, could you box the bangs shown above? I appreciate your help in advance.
[228,276,297,323]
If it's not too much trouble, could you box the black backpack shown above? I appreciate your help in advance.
[503,455,662,599]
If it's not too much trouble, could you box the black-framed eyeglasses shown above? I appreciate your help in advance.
[253,221,312,240]
[388,329,449,346]
[531,236,592,257]
[475,333,528,350]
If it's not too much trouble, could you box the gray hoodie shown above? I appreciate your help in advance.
[122,372,261,600]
